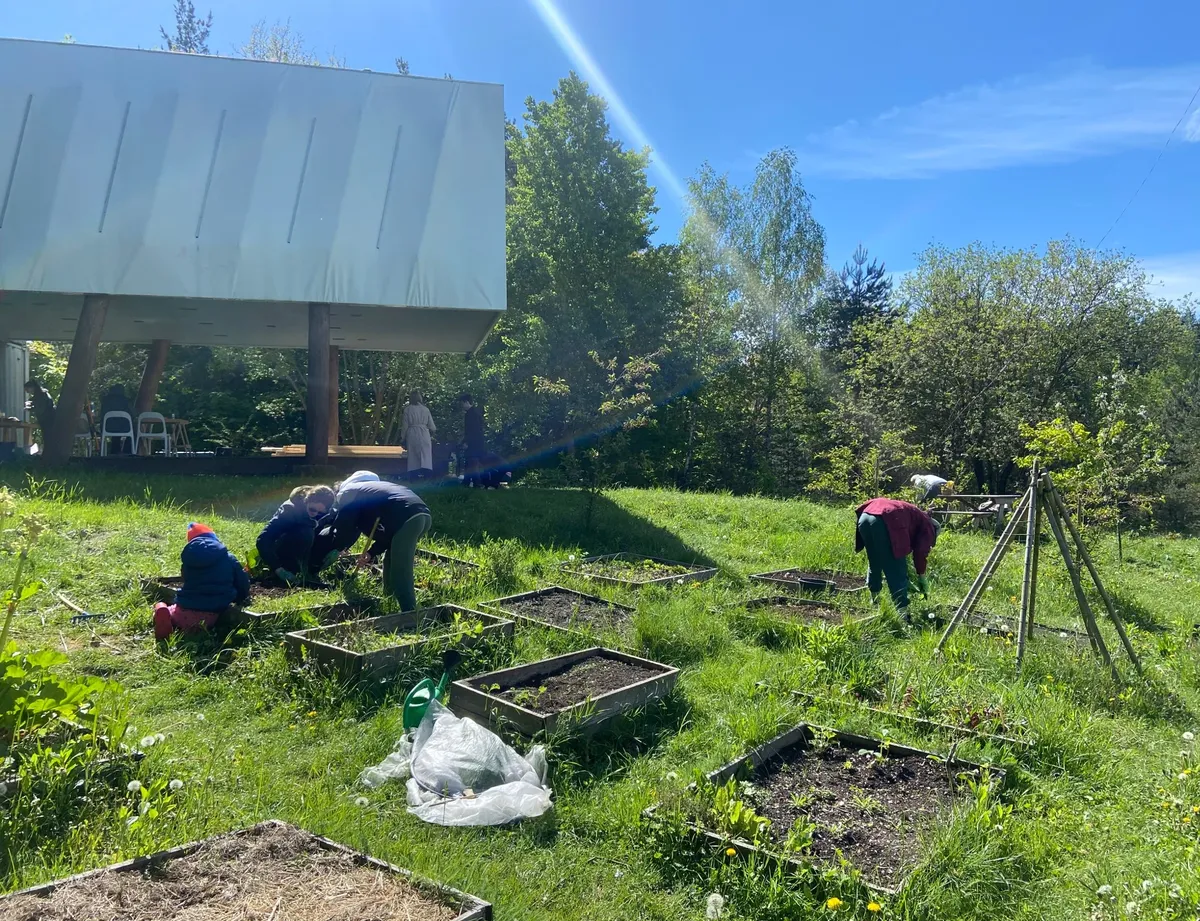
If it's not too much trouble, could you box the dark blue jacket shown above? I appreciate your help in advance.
[256,501,313,569]
[331,480,430,557]
[176,533,251,612]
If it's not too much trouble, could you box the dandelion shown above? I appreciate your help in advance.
[666,771,678,782]
[1184,816,1192,824]
[196,713,206,722]
[979,626,989,635]
[169,779,184,791]
[705,893,725,919]
[155,733,165,743]
[307,710,318,718]
[1097,884,1113,897]
[126,780,142,793]
[1142,880,1154,892]
[927,612,936,620]
[826,897,843,910]
[868,904,882,913]
[1058,632,1068,639]
[1181,773,1190,781]
[1185,732,1195,742]
[140,735,156,748]
[355,796,369,807]
[1126,902,1139,915]
[568,555,576,562]
[614,869,622,879]
[725,847,736,857]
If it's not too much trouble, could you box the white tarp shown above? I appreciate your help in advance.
[0,40,505,351]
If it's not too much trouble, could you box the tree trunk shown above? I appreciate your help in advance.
[134,339,171,416]
[45,295,109,464]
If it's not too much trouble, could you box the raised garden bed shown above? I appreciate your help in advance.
[140,574,328,606]
[560,552,717,588]
[229,601,370,628]
[284,605,513,681]
[741,595,875,626]
[483,585,635,636]
[417,548,479,570]
[921,606,1092,644]
[450,647,678,736]
[0,819,491,920]
[652,723,1002,894]
[749,568,866,594]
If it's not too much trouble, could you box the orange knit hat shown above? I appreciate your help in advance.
[187,522,214,542]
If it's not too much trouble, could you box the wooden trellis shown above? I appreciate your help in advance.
[935,461,1142,678]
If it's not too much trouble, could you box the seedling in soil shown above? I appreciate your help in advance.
[749,569,866,594]
[483,586,634,637]
[561,553,717,588]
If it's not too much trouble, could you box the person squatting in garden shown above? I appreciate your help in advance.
[256,484,336,584]
[328,470,432,611]
[153,522,250,640]
[854,497,941,612]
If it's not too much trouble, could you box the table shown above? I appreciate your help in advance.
[0,420,36,450]
[166,419,192,455]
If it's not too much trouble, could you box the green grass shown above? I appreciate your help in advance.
[3,472,1200,919]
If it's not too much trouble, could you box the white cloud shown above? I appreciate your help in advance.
[1140,251,1200,303]
[800,63,1200,179]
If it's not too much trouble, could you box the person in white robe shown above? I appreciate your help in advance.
[400,391,437,480]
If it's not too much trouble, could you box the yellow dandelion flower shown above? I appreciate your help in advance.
[1185,816,1192,824]
[725,847,737,857]
[868,903,882,913]
[826,897,843,910]
[307,710,318,717]
[1192,805,1199,814]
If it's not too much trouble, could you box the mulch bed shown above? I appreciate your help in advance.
[2,822,462,921]
[493,654,662,714]
[746,742,960,890]
[502,588,632,632]
[762,569,863,590]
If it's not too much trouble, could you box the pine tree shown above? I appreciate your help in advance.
[160,0,213,54]
[818,244,892,356]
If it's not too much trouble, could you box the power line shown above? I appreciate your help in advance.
[1096,79,1200,248]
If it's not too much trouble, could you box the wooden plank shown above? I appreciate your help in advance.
[44,294,108,463]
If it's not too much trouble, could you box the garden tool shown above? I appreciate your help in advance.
[403,650,463,732]
[57,593,106,623]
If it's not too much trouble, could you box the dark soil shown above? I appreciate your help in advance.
[746,742,962,889]
[2,822,462,921]
[489,655,662,714]
[574,555,697,583]
[501,588,631,632]
[759,569,863,591]
[749,598,846,624]
[148,576,325,603]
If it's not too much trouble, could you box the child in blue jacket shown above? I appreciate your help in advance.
[154,522,250,640]
[256,485,336,583]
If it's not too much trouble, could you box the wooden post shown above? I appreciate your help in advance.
[44,294,108,464]
[306,302,331,464]
[134,339,171,416]
[1015,462,1039,669]
[328,345,340,447]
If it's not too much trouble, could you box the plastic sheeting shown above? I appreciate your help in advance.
[0,40,505,351]
[361,702,553,826]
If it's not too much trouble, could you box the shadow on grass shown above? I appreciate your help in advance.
[1108,589,1170,634]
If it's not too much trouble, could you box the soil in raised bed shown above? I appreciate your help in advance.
[751,599,846,625]
[504,589,631,632]
[761,569,863,590]
[575,557,695,581]
[321,616,485,654]
[149,576,326,603]
[3,822,461,921]
[489,655,661,714]
[746,742,960,889]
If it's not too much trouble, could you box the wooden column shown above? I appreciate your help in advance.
[44,294,109,464]
[134,339,171,416]
[306,302,331,463]
[328,345,340,446]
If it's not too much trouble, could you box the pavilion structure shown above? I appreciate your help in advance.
[0,39,505,464]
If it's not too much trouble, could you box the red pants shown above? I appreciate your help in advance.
[154,602,219,640]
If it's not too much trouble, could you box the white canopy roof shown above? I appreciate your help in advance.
[0,39,506,351]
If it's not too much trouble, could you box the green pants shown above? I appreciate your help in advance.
[858,511,909,609]
[382,513,433,611]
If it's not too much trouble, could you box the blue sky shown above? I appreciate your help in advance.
[6,0,1200,299]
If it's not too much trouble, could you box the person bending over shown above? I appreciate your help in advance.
[154,522,250,640]
[330,471,432,611]
[256,484,336,584]
[854,497,941,613]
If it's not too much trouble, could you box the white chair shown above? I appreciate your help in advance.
[73,413,93,457]
[137,412,173,457]
[100,411,135,456]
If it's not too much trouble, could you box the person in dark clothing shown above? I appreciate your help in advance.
[458,394,487,487]
[330,471,432,611]
[854,497,941,612]
[24,380,56,438]
[154,522,251,640]
[256,484,336,584]
[100,385,134,454]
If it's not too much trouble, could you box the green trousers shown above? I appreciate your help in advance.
[857,511,909,609]
[382,513,433,611]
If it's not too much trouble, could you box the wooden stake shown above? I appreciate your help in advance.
[1046,479,1142,676]
[1016,462,1039,669]
[936,485,1031,654]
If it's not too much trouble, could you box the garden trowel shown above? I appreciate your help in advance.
[403,649,463,731]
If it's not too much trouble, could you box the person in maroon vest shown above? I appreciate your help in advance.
[854,497,941,611]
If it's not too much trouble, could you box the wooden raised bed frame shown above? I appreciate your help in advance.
[748,568,867,594]
[0,819,491,920]
[481,585,635,637]
[284,605,514,682]
[645,722,1003,895]
[450,647,679,736]
[417,548,479,570]
[560,552,717,588]
[737,595,878,628]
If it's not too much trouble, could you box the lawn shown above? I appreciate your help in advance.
[3,471,1200,920]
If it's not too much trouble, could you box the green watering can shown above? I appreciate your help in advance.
[402,650,462,731]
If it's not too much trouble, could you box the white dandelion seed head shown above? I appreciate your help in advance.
[614,869,623,879]
[126,780,142,793]
[1059,632,1068,638]
[169,779,184,791]
[1097,884,1113,897]
[1142,880,1154,892]
[1185,732,1195,742]
[196,713,206,722]
[139,735,156,748]
[1180,773,1189,781]
[1126,901,1139,914]
[154,733,165,743]
[666,771,679,782]
[568,555,576,562]
[706,892,726,919]
[355,796,369,807]
[927,612,936,620]
[1170,885,1182,900]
